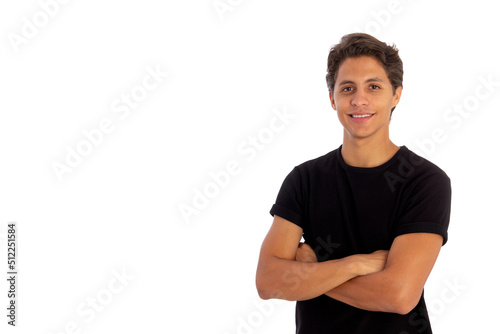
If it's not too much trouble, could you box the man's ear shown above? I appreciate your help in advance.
[392,86,403,109]
[329,90,337,110]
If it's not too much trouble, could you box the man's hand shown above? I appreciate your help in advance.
[295,242,318,263]
[295,243,389,275]
[353,250,389,276]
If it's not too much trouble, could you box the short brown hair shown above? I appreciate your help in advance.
[326,33,403,113]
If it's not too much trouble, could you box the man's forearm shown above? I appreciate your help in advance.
[257,256,360,302]
[325,267,414,314]
[324,233,443,315]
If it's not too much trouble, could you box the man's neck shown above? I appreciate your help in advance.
[341,134,400,168]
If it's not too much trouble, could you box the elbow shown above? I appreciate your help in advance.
[255,270,287,301]
[255,270,272,300]
[256,279,270,300]
[257,287,272,300]
[389,288,421,315]
[257,285,287,301]
[256,280,279,301]
[391,300,417,315]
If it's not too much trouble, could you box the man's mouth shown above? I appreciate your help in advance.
[349,114,374,118]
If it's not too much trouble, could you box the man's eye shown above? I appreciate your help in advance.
[369,85,380,90]
[342,87,353,92]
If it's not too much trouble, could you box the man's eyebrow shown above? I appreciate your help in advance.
[338,80,355,86]
[365,77,385,83]
[337,77,385,86]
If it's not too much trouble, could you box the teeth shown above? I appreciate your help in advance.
[351,114,372,118]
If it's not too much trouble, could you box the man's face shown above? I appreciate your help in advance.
[329,56,402,141]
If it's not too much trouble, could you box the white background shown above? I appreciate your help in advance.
[1,0,499,333]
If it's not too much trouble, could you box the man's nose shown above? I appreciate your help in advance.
[351,90,369,107]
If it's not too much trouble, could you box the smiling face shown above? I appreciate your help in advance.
[329,56,402,143]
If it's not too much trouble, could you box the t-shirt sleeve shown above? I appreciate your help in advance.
[269,167,305,229]
[394,171,452,245]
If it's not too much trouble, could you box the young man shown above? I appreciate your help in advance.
[256,33,451,333]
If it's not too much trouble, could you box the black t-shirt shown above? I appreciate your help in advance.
[270,145,451,334]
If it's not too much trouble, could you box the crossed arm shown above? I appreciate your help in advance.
[255,215,443,315]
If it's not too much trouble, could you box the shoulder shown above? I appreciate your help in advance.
[279,148,339,189]
[402,147,449,178]
[384,147,450,193]
[397,147,451,191]
[294,147,339,174]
